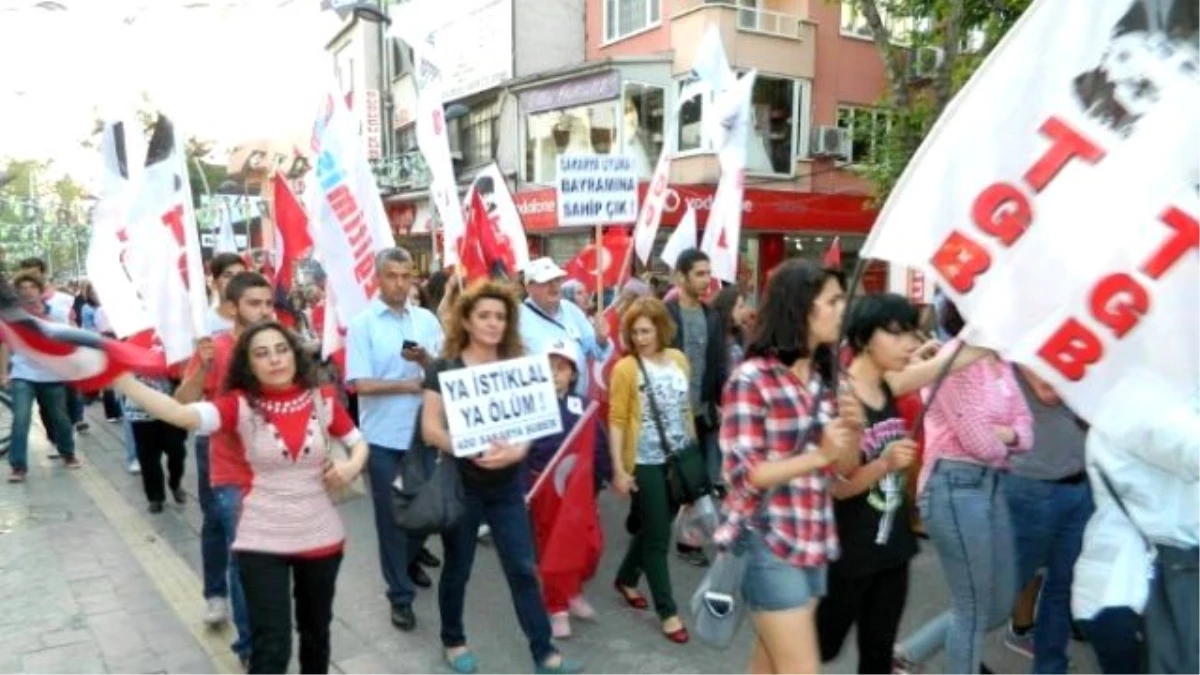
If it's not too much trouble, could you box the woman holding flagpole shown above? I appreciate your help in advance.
[110,321,368,675]
[420,280,583,675]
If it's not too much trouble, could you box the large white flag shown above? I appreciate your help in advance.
[119,115,208,363]
[633,152,672,265]
[660,205,698,270]
[310,89,396,328]
[87,119,157,341]
[212,203,240,254]
[860,0,1198,421]
[699,70,756,283]
[391,18,466,268]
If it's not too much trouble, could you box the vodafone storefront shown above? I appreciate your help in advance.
[513,183,883,300]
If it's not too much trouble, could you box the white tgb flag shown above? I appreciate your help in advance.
[391,17,466,267]
[310,88,396,330]
[699,70,757,283]
[86,118,155,340]
[859,0,1198,422]
[212,203,240,254]
[633,152,673,265]
[660,205,698,270]
[120,114,209,363]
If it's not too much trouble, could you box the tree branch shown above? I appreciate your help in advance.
[855,0,910,106]
[935,0,964,113]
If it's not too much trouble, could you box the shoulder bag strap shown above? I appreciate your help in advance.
[634,355,676,457]
[1096,467,1154,554]
[523,299,569,333]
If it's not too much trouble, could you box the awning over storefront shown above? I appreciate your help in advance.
[511,183,876,234]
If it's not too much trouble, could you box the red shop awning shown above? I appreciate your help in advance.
[512,183,876,234]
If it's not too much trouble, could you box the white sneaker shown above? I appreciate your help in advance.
[128,461,141,475]
[550,611,571,639]
[477,524,491,540]
[203,597,228,626]
[567,595,597,620]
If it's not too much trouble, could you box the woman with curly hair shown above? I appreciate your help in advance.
[420,279,582,675]
[112,321,368,674]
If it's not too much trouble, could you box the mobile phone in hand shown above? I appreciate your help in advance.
[402,340,418,351]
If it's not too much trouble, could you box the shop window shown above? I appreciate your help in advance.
[605,0,661,43]
[677,89,704,153]
[460,102,499,169]
[836,104,893,165]
[525,103,619,184]
[621,83,665,178]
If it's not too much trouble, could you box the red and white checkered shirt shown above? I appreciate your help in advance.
[715,356,840,568]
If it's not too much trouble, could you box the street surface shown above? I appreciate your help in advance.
[0,405,1099,674]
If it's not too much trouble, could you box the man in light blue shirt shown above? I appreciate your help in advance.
[346,247,444,633]
[2,275,80,481]
[519,257,612,397]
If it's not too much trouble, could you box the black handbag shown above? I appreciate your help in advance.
[391,408,466,536]
[635,355,712,505]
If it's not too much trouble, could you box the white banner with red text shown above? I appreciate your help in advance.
[310,89,397,329]
[860,0,1199,422]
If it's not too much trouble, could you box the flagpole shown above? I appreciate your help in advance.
[525,401,600,504]
[594,222,604,308]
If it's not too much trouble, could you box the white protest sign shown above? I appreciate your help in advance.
[556,154,638,226]
[438,354,563,457]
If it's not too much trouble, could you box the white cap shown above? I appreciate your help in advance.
[545,339,580,367]
[525,257,568,284]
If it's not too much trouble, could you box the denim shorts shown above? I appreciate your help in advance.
[741,532,827,612]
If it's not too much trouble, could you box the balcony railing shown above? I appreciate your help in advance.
[371,149,432,192]
[675,1,807,41]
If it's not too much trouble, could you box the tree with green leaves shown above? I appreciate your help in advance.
[842,0,1032,202]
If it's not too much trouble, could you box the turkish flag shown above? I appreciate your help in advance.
[528,403,603,577]
[457,190,495,283]
[271,172,315,291]
[564,230,632,289]
[823,236,843,270]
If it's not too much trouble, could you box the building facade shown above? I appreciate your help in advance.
[330,0,903,295]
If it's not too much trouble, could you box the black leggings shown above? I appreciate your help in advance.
[131,420,187,503]
[817,562,910,674]
[238,550,343,674]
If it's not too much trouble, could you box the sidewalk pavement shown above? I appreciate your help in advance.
[1,403,1101,673]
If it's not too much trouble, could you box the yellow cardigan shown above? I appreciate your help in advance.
[608,349,696,475]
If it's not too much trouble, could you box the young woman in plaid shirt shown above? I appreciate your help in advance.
[716,260,864,674]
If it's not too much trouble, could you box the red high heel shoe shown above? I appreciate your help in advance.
[613,582,649,610]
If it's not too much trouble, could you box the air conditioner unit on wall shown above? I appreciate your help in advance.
[811,126,851,162]
[910,46,945,80]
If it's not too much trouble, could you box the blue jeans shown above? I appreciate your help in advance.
[1004,473,1094,673]
[439,476,554,664]
[121,417,137,467]
[367,445,427,607]
[919,460,1017,674]
[195,436,252,659]
[67,387,83,425]
[8,379,75,472]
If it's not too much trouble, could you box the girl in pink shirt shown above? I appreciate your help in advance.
[917,302,1033,674]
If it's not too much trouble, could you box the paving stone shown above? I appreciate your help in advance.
[39,628,94,648]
